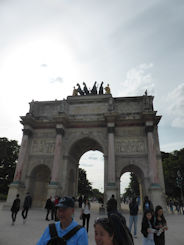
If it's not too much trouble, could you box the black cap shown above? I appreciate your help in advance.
[56,196,74,208]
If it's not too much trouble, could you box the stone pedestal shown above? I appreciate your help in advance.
[105,183,117,204]
[99,205,106,215]
[4,182,25,209]
[47,183,59,198]
[149,184,166,212]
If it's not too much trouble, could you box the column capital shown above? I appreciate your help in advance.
[56,124,65,136]
[22,128,32,136]
[56,128,65,135]
[107,127,115,133]
[145,125,154,133]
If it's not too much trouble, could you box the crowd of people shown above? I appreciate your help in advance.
[127,195,168,245]
[167,199,184,214]
[10,193,170,245]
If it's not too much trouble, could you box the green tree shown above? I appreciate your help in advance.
[91,188,104,203]
[0,138,20,195]
[78,168,92,196]
[122,173,140,200]
[162,148,184,199]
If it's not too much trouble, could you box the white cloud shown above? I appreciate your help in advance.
[40,64,48,68]
[160,141,184,153]
[162,83,184,128]
[120,172,131,194]
[88,156,98,160]
[80,163,94,167]
[50,76,63,83]
[119,63,155,96]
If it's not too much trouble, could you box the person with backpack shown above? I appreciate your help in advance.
[11,194,21,225]
[36,196,88,245]
[143,196,154,214]
[129,197,139,238]
[106,194,117,217]
[94,213,134,245]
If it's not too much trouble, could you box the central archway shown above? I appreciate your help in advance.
[65,137,104,197]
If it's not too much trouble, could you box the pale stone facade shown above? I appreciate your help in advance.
[6,94,166,208]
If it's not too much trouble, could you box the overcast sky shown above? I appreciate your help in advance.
[1,0,184,192]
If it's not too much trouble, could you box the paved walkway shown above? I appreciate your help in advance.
[0,201,184,245]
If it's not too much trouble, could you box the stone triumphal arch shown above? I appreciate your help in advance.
[7,93,166,208]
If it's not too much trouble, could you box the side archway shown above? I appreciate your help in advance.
[28,164,51,207]
[119,164,146,209]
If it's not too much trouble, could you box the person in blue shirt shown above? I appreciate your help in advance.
[36,196,88,245]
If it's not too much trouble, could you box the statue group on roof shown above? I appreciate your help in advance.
[72,82,111,96]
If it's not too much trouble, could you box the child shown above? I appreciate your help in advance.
[141,210,156,245]
[154,206,168,245]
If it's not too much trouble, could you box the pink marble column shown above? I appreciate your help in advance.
[14,128,32,182]
[50,125,64,184]
[107,126,115,184]
[146,125,159,184]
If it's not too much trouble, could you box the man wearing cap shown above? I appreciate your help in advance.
[36,196,88,245]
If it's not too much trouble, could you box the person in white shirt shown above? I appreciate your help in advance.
[81,199,91,232]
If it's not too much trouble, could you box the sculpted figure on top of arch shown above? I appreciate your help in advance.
[105,84,111,94]
[72,86,78,96]
[72,82,111,96]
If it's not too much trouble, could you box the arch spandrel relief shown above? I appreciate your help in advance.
[28,157,53,174]
[64,129,107,156]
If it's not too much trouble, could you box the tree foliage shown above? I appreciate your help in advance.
[78,168,92,196]
[0,137,20,195]
[162,148,184,199]
[78,168,103,201]
[122,173,140,200]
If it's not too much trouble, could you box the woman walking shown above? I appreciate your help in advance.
[141,210,156,245]
[81,199,91,232]
[154,206,168,245]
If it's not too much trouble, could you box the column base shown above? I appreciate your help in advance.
[104,183,118,208]
[149,183,167,212]
[47,183,61,198]
[4,181,25,209]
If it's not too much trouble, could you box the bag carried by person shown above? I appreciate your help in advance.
[47,223,81,245]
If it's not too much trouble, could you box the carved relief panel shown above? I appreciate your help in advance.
[31,139,55,155]
[115,138,146,154]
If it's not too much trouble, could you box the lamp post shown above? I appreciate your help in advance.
[176,169,184,203]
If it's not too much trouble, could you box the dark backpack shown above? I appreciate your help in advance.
[47,223,82,245]
[144,201,151,211]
